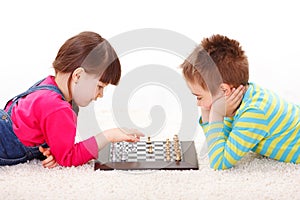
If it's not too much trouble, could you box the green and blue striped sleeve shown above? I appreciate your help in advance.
[200,108,269,170]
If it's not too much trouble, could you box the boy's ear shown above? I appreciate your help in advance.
[72,67,85,83]
[220,83,232,96]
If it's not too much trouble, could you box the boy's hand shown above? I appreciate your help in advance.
[225,85,245,117]
[39,146,58,169]
[201,107,211,123]
[210,85,245,121]
[210,95,226,122]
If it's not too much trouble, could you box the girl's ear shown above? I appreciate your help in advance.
[72,67,85,83]
[220,83,232,96]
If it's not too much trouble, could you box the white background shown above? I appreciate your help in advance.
[0,0,299,139]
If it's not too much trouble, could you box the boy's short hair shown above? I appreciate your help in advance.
[181,34,249,93]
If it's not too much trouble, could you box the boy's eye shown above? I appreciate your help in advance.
[197,97,202,101]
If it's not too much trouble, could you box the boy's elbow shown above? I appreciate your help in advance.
[210,162,232,170]
[210,163,223,170]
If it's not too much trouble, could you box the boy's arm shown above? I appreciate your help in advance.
[201,108,269,170]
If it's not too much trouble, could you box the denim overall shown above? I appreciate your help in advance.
[0,78,65,166]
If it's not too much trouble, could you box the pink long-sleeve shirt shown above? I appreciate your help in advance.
[5,76,98,166]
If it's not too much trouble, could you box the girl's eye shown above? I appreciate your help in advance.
[197,97,202,101]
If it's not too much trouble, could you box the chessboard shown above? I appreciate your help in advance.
[94,135,199,170]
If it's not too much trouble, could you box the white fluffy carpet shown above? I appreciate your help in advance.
[1,149,300,200]
[2,106,300,200]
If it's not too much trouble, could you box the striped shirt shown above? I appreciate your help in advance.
[200,82,300,170]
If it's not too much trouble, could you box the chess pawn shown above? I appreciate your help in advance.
[111,143,117,162]
[120,149,128,161]
[148,145,153,154]
[146,136,152,144]
[119,142,128,161]
[173,134,179,141]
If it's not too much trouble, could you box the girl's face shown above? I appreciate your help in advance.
[71,69,107,107]
[186,81,213,110]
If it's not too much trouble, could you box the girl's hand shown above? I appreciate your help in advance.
[103,128,144,143]
[95,128,145,150]
[39,146,58,169]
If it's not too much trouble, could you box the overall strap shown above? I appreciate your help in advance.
[6,78,66,116]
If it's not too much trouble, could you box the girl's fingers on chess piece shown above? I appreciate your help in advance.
[130,131,144,139]
[122,129,145,142]
[125,130,144,142]
[101,128,143,144]
[124,135,140,143]
[120,128,145,139]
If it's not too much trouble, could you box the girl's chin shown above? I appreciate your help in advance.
[74,101,90,107]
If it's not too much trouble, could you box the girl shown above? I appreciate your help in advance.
[0,31,143,168]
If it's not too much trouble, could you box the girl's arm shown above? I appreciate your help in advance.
[39,128,143,168]
[43,108,144,167]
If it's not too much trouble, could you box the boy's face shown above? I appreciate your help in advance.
[187,81,212,110]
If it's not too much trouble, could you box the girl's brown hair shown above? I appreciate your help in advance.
[52,31,121,96]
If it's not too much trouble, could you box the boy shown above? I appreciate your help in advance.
[181,34,300,170]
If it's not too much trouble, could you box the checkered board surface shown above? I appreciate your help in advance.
[109,141,182,162]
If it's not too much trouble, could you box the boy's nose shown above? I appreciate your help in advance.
[197,101,202,107]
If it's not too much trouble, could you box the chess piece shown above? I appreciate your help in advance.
[175,153,181,161]
[131,143,137,152]
[166,144,170,150]
[166,155,171,161]
[166,150,170,157]
[121,152,127,161]
[120,142,128,161]
[146,136,151,144]
[173,134,179,141]
[111,143,117,162]
[148,145,153,154]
